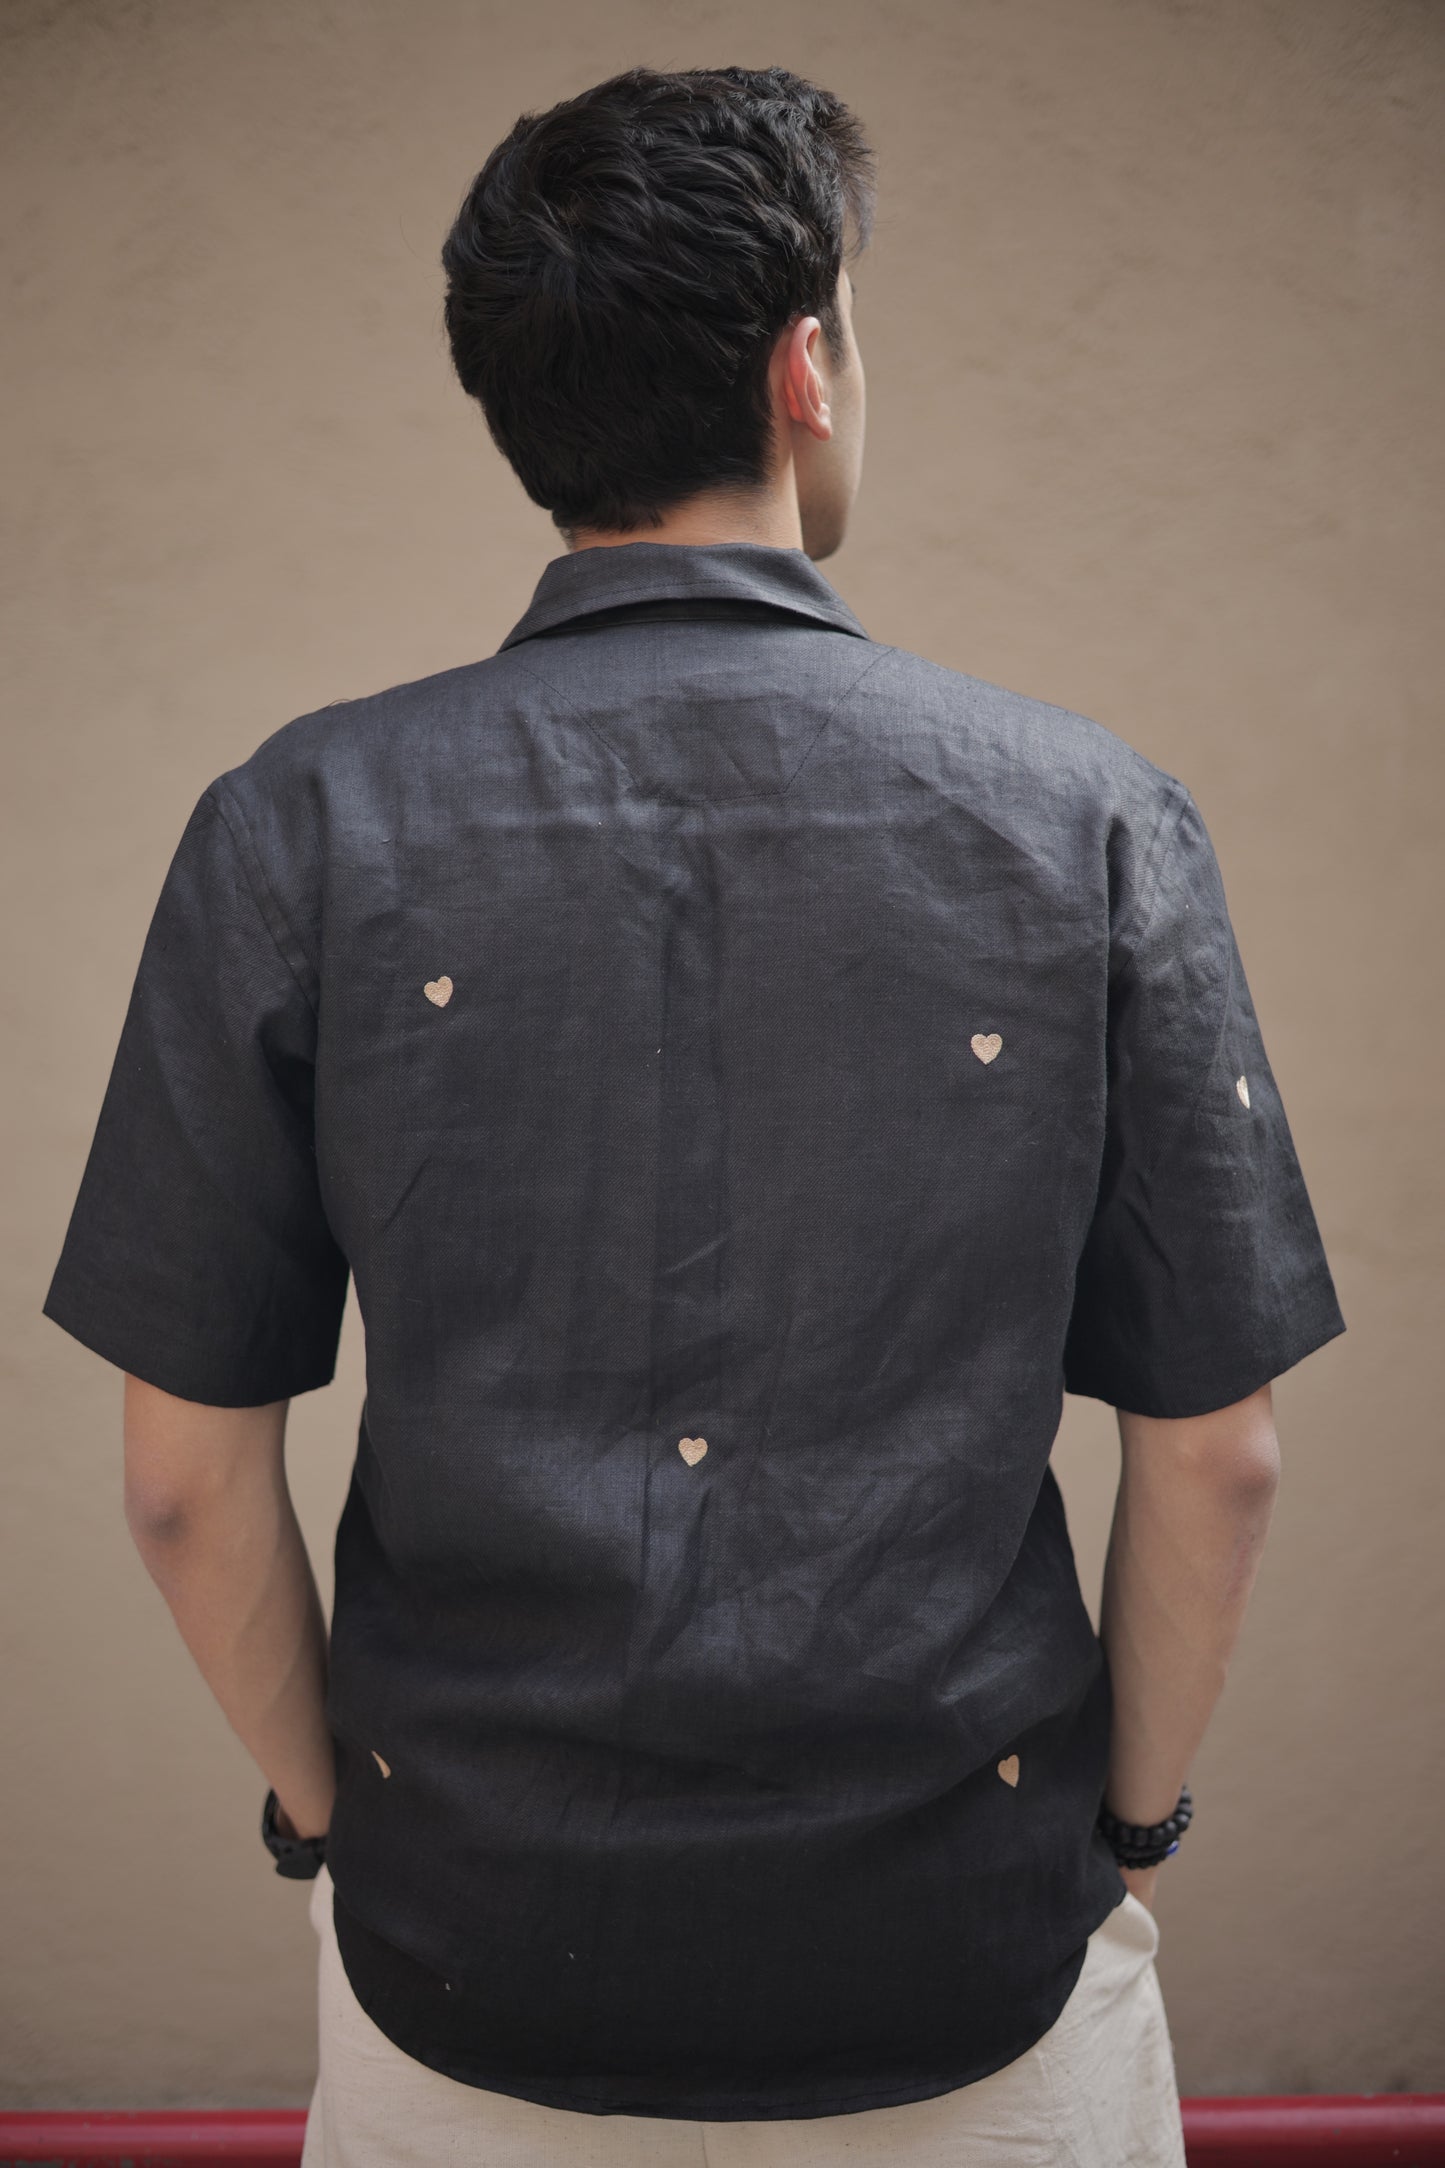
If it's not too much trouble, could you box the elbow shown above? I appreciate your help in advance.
[122,1456,224,1551]
[124,1480,197,1552]
[1216,1431,1282,1505]
[1119,1382,1283,1503]
[121,1376,287,1551]
[1195,1390,1283,1503]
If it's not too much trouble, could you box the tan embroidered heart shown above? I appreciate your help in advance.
[678,1436,708,1466]
[424,976,454,1008]
[971,1032,1003,1065]
[997,1754,1020,1788]
[1236,1074,1250,1107]
[372,1750,392,1779]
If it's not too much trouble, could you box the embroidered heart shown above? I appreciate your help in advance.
[424,976,454,1008]
[1236,1074,1250,1107]
[997,1754,1020,1788]
[971,1032,1003,1065]
[678,1436,708,1466]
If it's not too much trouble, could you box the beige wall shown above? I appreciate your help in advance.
[2,0,1440,2109]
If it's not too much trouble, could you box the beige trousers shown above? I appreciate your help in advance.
[300,1862,1186,2167]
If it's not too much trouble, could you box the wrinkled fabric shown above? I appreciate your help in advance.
[300,1862,1186,2166]
[45,541,1344,2119]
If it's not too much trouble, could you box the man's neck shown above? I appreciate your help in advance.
[566,484,803,555]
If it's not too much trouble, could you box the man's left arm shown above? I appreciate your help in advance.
[123,1374,336,1842]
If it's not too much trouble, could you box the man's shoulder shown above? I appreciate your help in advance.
[217,649,528,800]
[848,638,1189,817]
[209,634,1188,849]
[200,648,583,887]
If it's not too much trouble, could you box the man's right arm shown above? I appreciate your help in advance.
[1099,1379,1282,1909]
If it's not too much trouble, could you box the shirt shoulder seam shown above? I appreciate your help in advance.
[1111,782,1193,980]
[205,781,320,1016]
[1124,788,1239,1182]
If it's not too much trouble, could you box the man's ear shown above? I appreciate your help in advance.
[779,315,833,440]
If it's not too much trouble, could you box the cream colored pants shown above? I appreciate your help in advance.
[300,1862,1186,2167]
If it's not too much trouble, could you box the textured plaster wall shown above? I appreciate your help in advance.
[2,0,1440,2109]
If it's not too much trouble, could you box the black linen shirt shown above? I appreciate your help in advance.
[46,541,1346,2120]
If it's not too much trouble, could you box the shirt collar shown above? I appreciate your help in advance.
[497,540,869,650]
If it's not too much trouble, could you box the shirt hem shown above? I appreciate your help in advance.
[329,1886,1111,2123]
[41,1278,338,1408]
[1064,1294,1347,1419]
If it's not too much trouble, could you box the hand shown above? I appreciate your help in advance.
[1118,1861,1161,1912]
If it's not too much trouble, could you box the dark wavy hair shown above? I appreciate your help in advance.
[440,66,875,535]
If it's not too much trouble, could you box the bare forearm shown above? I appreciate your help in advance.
[1100,1385,1279,1836]
[124,1381,336,1838]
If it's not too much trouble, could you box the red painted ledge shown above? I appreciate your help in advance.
[1182,2095,1445,2165]
[1,2098,1444,2166]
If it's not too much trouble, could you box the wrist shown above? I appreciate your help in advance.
[273,1795,331,1842]
[1097,1781,1193,1868]
[261,1787,329,1878]
[1118,1859,1162,1910]
[1103,1786,1181,1827]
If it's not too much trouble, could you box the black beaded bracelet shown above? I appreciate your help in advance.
[260,1786,328,1880]
[1096,1782,1193,1868]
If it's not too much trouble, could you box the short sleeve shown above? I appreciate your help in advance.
[1063,791,1346,1418]
[43,787,349,1407]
